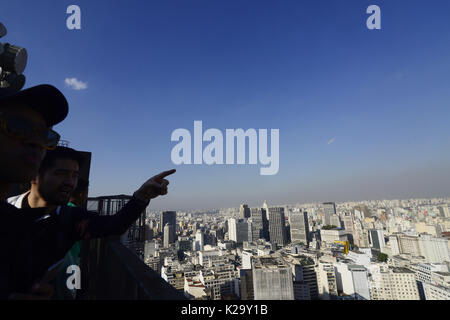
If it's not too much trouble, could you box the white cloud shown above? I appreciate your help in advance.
[327,137,335,145]
[65,77,88,90]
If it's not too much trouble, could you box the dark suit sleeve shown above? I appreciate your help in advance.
[74,197,149,240]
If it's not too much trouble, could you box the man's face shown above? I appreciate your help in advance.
[37,159,79,205]
[0,104,47,183]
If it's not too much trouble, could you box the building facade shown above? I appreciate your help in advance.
[268,207,288,247]
[252,256,294,300]
[290,211,310,246]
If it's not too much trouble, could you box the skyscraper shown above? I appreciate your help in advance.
[240,204,251,219]
[228,218,237,242]
[163,223,174,248]
[290,211,310,246]
[268,207,288,247]
[228,218,248,244]
[323,202,336,226]
[160,211,176,244]
[342,215,355,233]
[193,230,204,251]
[369,229,386,252]
[250,207,269,242]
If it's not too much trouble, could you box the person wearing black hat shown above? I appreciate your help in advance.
[0,84,68,196]
[0,84,68,299]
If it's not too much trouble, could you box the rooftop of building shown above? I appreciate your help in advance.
[347,264,367,271]
[253,255,288,269]
[434,271,450,276]
[283,254,315,266]
[391,267,415,274]
[392,255,410,261]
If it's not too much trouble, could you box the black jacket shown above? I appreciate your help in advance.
[0,202,35,299]
[1,196,148,299]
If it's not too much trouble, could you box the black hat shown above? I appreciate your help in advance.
[0,84,68,126]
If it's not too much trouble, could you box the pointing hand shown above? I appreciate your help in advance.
[134,169,176,202]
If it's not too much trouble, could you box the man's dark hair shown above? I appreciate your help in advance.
[38,146,83,176]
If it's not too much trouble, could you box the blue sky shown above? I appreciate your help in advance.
[2,0,450,209]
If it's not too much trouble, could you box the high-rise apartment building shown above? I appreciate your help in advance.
[320,229,348,244]
[330,215,341,229]
[252,256,294,300]
[438,206,450,218]
[316,261,338,300]
[342,215,354,234]
[423,281,450,300]
[421,270,450,300]
[250,208,269,241]
[240,269,254,300]
[391,234,450,263]
[240,204,251,219]
[268,207,288,247]
[413,263,449,299]
[418,234,450,264]
[160,211,177,244]
[228,218,248,244]
[163,223,174,248]
[200,264,239,300]
[369,229,386,252]
[193,230,204,251]
[323,202,336,226]
[369,265,420,300]
[285,255,318,300]
[290,211,310,246]
[334,262,370,300]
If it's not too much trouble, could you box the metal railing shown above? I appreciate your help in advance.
[79,237,186,300]
[79,195,186,300]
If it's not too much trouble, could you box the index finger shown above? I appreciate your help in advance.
[155,169,176,179]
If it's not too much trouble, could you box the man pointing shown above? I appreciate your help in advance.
[8,145,176,298]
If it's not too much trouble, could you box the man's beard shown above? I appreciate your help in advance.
[38,184,70,206]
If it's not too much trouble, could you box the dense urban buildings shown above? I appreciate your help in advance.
[130,197,450,300]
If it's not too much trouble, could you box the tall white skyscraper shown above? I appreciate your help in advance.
[193,230,204,251]
[228,218,236,242]
[163,223,173,248]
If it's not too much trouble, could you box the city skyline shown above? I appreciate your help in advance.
[141,195,450,213]
[134,195,450,300]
